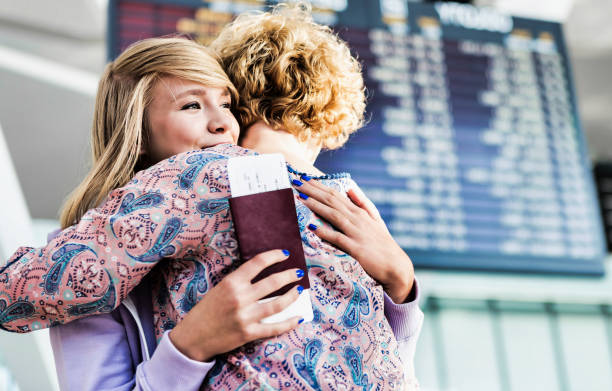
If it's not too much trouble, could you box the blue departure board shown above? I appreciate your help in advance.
[108,0,606,274]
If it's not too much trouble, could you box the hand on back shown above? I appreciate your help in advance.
[169,249,303,362]
[293,176,415,304]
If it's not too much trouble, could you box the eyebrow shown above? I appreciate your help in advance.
[173,88,231,100]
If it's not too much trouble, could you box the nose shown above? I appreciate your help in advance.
[207,109,232,135]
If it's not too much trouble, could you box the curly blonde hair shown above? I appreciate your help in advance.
[209,3,365,150]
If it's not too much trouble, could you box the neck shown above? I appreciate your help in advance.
[240,121,324,175]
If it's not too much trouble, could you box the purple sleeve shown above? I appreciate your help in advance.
[136,332,215,391]
[383,278,424,387]
[51,313,215,391]
[384,278,424,341]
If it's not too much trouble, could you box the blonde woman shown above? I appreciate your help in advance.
[0,5,422,391]
[0,35,314,387]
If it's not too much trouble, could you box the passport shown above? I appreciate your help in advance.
[228,154,313,323]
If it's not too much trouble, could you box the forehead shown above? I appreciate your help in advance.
[151,76,229,102]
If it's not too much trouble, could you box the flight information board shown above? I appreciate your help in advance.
[108,0,606,274]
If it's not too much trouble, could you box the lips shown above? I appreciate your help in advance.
[200,141,233,149]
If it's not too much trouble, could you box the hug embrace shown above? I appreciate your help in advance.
[0,3,423,390]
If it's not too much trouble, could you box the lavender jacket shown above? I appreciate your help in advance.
[47,237,424,391]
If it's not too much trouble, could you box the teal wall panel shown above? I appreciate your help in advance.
[558,313,612,391]
[415,308,441,390]
[500,311,559,391]
[416,297,612,391]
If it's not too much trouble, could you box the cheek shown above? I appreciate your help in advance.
[162,117,198,142]
[151,119,197,155]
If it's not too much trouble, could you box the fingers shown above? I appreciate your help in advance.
[253,284,302,320]
[347,187,382,221]
[298,193,356,236]
[235,249,290,281]
[237,283,303,342]
[249,287,304,339]
[249,316,303,340]
[293,176,355,216]
[250,267,304,300]
[293,177,373,229]
[292,177,354,232]
[307,221,355,253]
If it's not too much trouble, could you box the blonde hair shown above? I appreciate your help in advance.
[60,37,237,228]
[209,3,366,150]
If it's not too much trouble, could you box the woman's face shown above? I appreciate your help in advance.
[146,76,240,163]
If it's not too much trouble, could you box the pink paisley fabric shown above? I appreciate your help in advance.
[0,144,406,390]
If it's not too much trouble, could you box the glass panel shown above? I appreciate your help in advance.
[439,307,501,390]
[417,299,612,390]
[500,311,560,391]
[558,312,612,391]
[414,306,441,390]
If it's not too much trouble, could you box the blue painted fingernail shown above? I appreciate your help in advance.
[292,179,303,186]
[299,192,309,200]
[298,318,304,324]
[282,249,290,256]
[308,223,317,231]
[297,285,304,294]
[301,175,312,181]
[296,269,304,278]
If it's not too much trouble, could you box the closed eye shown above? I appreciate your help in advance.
[181,102,201,110]
[221,102,231,109]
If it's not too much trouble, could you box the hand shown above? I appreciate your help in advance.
[169,249,303,362]
[293,177,414,304]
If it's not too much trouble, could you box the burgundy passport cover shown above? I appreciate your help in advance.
[229,188,310,299]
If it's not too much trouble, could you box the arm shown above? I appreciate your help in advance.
[291,176,415,302]
[0,150,233,332]
[51,249,305,391]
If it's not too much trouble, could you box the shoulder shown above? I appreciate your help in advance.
[143,144,253,175]
[319,174,355,194]
[129,144,255,193]
[174,144,254,166]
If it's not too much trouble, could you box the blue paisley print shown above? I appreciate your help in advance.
[45,244,96,295]
[342,282,370,329]
[0,300,35,325]
[196,199,229,216]
[110,192,164,236]
[178,260,208,313]
[127,217,182,262]
[344,346,373,391]
[177,153,225,190]
[293,339,323,390]
[67,271,116,316]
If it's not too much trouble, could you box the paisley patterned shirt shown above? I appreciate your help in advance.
[0,144,406,390]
